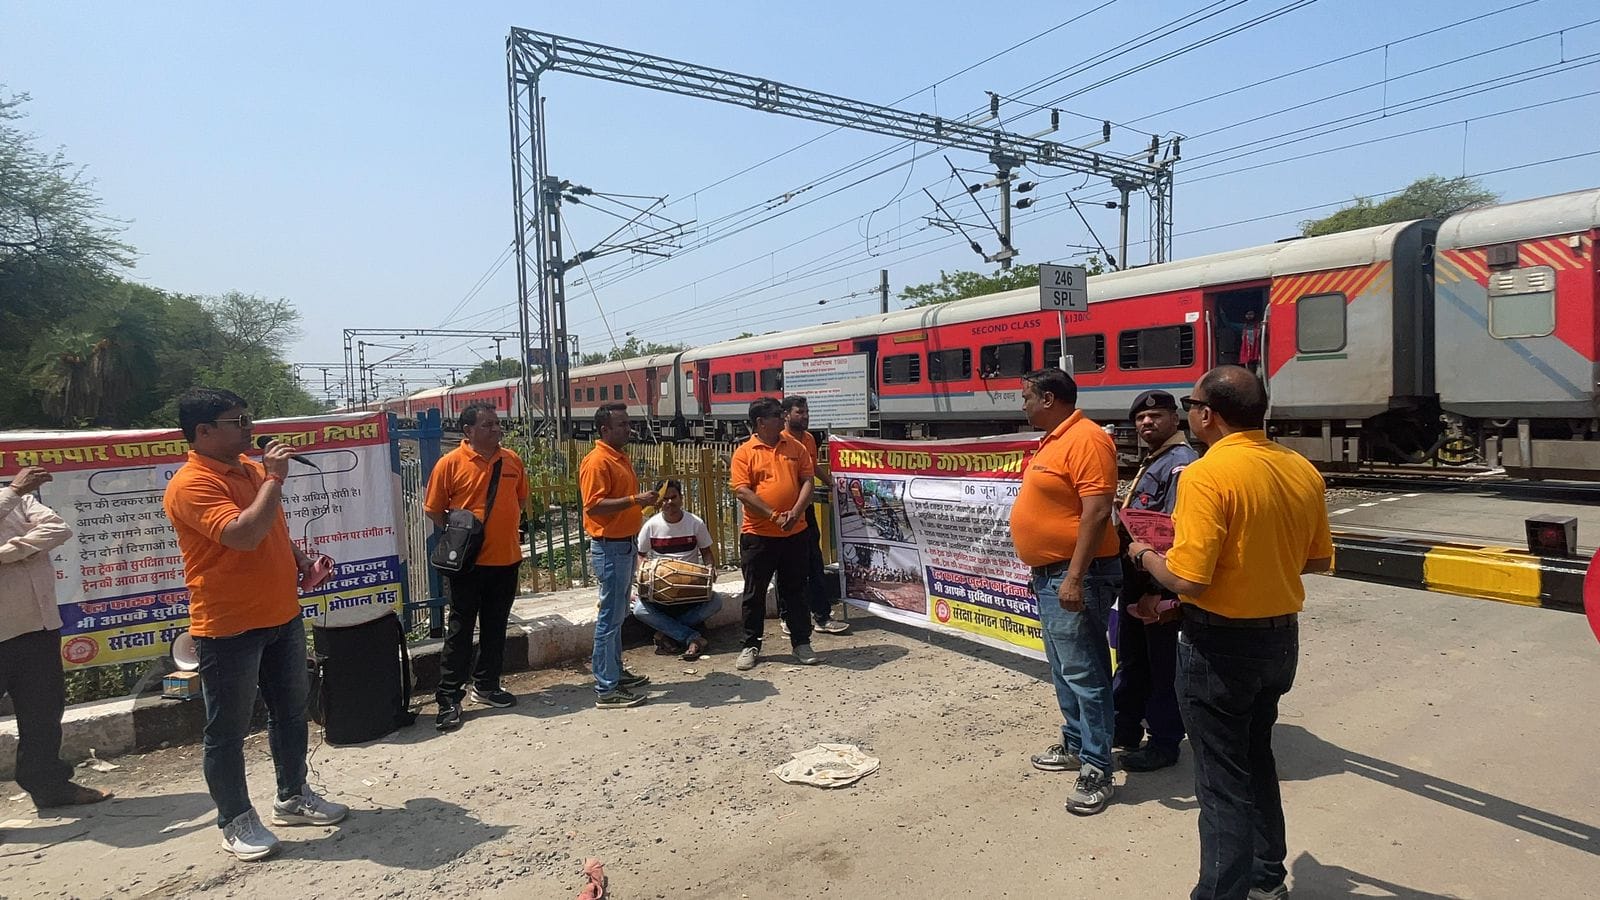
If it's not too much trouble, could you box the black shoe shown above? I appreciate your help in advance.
[435,700,463,732]
[619,668,651,689]
[595,688,646,709]
[1112,731,1145,753]
[468,686,516,708]
[1118,744,1180,772]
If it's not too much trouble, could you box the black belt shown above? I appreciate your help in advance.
[1181,606,1297,629]
[592,535,634,544]
[1030,561,1069,578]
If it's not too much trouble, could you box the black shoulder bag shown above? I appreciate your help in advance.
[429,457,503,575]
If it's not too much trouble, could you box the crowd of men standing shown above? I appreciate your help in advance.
[3,365,1330,899]
[1012,364,1330,900]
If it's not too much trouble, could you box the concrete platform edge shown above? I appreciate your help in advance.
[0,575,767,780]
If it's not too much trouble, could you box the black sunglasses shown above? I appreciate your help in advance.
[1179,395,1210,412]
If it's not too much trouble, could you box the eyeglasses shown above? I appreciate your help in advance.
[1179,396,1210,412]
[213,414,254,428]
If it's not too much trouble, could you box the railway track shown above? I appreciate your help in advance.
[1319,471,1600,505]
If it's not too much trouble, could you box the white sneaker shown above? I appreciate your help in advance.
[736,647,759,671]
[221,809,281,861]
[271,785,349,826]
[779,620,791,636]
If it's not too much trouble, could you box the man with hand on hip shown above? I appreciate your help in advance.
[1010,367,1123,816]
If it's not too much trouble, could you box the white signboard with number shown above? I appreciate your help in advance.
[783,353,871,429]
[1039,264,1088,312]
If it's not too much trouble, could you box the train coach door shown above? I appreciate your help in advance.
[853,338,880,433]
[1205,285,1269,375]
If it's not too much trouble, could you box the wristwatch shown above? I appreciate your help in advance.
[1135,548,1155,570]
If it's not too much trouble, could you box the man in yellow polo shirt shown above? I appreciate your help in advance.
[580,402,658,709]
[424,403,530,730]
[1009,367,1122,816]
[1128,366,1332,900]
[730,397,817,671]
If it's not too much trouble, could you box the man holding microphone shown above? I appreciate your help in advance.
[164,388,346,862]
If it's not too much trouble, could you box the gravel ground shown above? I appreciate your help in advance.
[4,576,1599,899]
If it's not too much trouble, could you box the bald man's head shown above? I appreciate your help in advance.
[1196,365,1267,429]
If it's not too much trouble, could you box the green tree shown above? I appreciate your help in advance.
[899,258,1107,308]
[1,89,137,426]
[606,336,687,361]
[459,357,523,384]
[577,351,608,366]
[1301,175,1498,237]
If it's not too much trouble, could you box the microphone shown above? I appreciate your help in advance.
[256,435,320,469]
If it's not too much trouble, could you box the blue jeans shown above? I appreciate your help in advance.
[590,539,636,694]
[1031,555,1122,772]
[195,614,309,828]
[1178,618,1298,900]
[630,591,723,645]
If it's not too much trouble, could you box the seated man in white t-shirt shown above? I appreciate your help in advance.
[632,480,722,660]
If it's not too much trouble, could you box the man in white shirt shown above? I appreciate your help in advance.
[1,466,112,809]
[631,480,721,660]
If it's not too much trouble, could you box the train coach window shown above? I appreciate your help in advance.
[586,387,596,402]
[735,371,756,392]
[712,373,732,394]
[1118,325,1194,370]
[1044,335,1106,373]
[979,342,1031,378]
[573,389,582,402]
[760,368,783,391]
[1296,293,1346,353]
[882,353,921,385]
[628,384,637,400]
[928,348,972,382]
[1488,266,1556,339]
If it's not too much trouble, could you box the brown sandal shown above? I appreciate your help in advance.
[681,639,707,660]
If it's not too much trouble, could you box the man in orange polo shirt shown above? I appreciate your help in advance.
[424,403,531,731]
[164,388,347,862]
[730,397,818,671]
[580,402,658,709]
[1008,367,1123,816]
[781,395,848,636]
[1129,366,1331,900]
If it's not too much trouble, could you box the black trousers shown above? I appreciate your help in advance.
[740,532,810,649]
[0,628,75,803]
[777,507,836,626]
[1178,618,1298,900]
[437,563,520,702]
[1113,560,1185,749]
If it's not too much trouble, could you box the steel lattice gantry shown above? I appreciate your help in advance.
[506,28,1176,439]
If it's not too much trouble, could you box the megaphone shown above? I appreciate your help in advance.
[172,632,199,672]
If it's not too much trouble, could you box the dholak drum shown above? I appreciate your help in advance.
[638,557,714,606]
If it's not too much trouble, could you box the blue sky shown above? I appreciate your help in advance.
[4,0,1597,402]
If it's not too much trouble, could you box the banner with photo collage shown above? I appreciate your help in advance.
[828,435,1046,660]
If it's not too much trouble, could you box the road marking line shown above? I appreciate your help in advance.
[1331,508,1354,515]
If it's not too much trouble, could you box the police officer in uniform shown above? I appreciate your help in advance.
[1113,390,1198,772]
